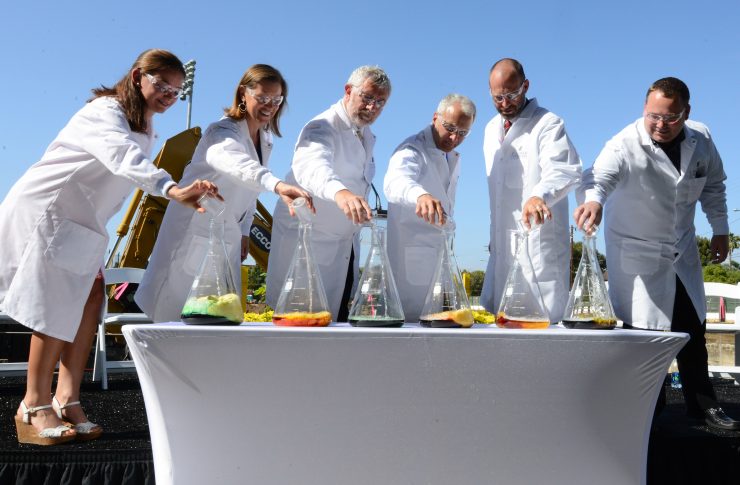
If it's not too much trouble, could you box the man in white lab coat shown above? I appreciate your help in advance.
[384,94,476,322]
[266,66,391,321]
[480,58,582,323]
[574,77,738,430]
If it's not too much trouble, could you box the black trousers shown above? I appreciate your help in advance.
[336,248,354,323]
[655,275,717,416]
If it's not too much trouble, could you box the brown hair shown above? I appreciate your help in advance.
[646,77,690,107]
[224,64,288,137]
[90,49,185,133]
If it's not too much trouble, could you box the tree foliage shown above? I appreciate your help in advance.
[703,264,740,284]
[468,270,485,296]
[570,241,607,285]
[245,265,267,302]
[697,236,714,266]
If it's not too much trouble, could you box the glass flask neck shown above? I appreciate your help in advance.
[371,222,386,248]
[583,233,601,271]
[582,233,596,249]
[292,197,313,225]
[209,218,226,240]
[435,218,455,250]
[297,219,312,242]
[513,229,529,255]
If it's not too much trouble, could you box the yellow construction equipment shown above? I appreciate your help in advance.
[107,127,274,310]
[108,127,201,269]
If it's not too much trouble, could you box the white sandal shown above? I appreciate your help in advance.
[53,396,103,441]
[15,401,75,445]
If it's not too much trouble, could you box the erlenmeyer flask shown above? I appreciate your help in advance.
[181,202,243,325]
[562,226,617,329]
[419,220,474,328]
[347,220,405,327]
[272,197,332,326]
[496,227,550,329]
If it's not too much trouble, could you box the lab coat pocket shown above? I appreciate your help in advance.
[679,176,707,204]
[183,235,209,276]
[405,246,439,286]
[620,239,660,275]
[45,219,106,276]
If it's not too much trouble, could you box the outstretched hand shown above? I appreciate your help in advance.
[522,196,551,229]
[573,201,603,233]
[275,182,315,217]
[335,189,372,224]
[415,194,446,226]
[167,179,223,213]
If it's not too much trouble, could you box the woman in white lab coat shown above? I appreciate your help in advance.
[136,64,311,322]
[0,49,219,445]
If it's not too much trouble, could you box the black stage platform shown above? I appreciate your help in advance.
[1,372,740,484]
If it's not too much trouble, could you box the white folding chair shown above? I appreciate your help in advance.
[92,267,152,389]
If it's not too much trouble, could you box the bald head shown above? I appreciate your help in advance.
[488,58,529,119]
[489,58,526,84]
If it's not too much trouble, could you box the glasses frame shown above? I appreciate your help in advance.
[439,119,471,138]
[490,82,526,104]
[143,73,183,98]
[358,90,387,109]
[246,88,284,107]
[645,109,685,125]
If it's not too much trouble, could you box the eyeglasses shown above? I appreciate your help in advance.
[246,88,284,107]
[645,110,685,125]
[143,73,183,98]
[358,91,387,109]
[490,83,526,103]
[440,120,471,138]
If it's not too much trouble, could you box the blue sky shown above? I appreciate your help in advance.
[2,1,740,271]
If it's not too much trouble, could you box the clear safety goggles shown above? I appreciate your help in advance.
[645,110,685,125]
[144,73,183,98]
[491,83,526,103]
[246,88,284,107]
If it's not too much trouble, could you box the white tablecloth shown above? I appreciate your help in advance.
[123,323,687,485]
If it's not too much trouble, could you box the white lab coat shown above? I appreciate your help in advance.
[136,117,279,322]
[265,100,375,319]
[384,125,460,322]
[480,99,582,322]
[0,97,175,341]
[578,119,728,330]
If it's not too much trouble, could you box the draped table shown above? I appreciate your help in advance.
[123,323,687,485]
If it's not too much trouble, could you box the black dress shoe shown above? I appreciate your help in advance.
[704,407,740,430]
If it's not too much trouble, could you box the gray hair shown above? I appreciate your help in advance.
[347,65,391,91]
[436,94,476,119]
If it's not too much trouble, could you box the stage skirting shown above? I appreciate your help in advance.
[123,323,687,485]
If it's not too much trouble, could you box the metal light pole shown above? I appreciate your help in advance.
[181,60,196,129]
